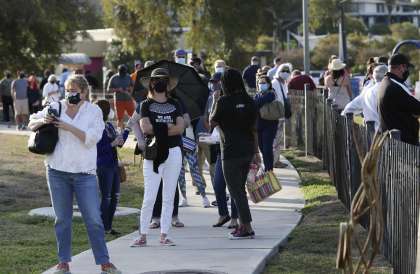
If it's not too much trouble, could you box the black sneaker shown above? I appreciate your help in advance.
[229,227,255,240]
[211,200,218,206]
[106,229,121,236]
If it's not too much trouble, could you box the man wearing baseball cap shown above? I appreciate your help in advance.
[377,53,420,145]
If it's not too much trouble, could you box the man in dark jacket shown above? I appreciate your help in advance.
[242,56,260,96]
[377,53,420,145]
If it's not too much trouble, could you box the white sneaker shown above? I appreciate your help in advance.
[202,196,211,208]
[179,197,188,207]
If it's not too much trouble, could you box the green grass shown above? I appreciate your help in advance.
[0,134,143,274]
[263,149,392,274]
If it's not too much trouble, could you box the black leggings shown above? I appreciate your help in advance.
[152,180,179,218]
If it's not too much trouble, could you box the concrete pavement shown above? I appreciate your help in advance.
[43,158,304,274]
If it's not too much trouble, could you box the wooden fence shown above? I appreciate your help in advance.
[286,89,420,274]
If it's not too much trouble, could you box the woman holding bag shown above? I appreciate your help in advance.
[28,74,121,274]
[131,68,184,247]
[254,75,279,171]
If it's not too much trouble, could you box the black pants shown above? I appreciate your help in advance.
[1,95,13,122]
[152,180,179,218]
[222,155,254,224]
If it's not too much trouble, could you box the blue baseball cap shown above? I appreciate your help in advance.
[175,49,187,57]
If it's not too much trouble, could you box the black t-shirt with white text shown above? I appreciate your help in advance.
[140,98,183,148]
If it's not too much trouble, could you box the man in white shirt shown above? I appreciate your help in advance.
[271,63,292,168]
[267,57,282,80]
[341,64,388,131]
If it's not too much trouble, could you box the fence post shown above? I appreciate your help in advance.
[366,121,375,150]
[389,129,401,140]
[345,113,358,202]
[305,85,308,157]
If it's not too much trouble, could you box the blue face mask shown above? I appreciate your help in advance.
[259,83,269,92]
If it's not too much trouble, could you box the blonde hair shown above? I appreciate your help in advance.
[214,59,226,68]
[64,74,89,93]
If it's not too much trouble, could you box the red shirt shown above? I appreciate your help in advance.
[288,75,316,91]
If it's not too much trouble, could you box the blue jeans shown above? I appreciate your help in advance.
[258,124,278,171]
[213,155,238,218]
[47,167,110,265]
[97,165,120,231]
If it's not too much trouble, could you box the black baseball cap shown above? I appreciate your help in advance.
[388,53,414,68]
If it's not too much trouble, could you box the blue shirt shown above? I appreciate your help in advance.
[97,122,118,167]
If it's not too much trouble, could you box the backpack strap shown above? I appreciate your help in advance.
[58,101,62,117]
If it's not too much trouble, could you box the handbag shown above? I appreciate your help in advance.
[143,136,157,160]
[246,167,282,203]
[259,91,284,120]
[279,84,292,119]
[28,102,62,155]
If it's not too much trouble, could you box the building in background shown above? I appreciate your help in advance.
[347,0,420,28]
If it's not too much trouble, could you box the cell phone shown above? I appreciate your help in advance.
[48,107,59,118]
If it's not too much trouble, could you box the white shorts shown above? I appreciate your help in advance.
[14,99,29,115]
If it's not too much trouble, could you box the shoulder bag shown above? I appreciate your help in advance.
[28,102,62,155]
[279,84,292,119]
[259,91,285,120]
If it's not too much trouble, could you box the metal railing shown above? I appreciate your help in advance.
[286,88,420,274]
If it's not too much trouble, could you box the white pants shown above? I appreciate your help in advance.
[140,147,182,235]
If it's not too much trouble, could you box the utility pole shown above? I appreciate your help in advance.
[303,0,310,74]
[339,0,348,62]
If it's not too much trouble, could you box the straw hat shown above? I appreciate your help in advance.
[328,59,346,71]
[141,68,178,91]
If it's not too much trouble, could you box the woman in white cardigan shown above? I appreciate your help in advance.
[28,74,121,274]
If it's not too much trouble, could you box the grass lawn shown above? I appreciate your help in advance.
[0,134,143,274]
[263,149,392,274]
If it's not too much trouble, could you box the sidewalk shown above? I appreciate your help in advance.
[43,157,304,274]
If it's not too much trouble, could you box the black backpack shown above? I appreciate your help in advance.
[28,102,62,155]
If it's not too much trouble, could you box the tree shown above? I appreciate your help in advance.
[311,34,340,69]
[0,0,100,73]
[102,0,179,61]
[389,22,420,41]
[309,0,342,34]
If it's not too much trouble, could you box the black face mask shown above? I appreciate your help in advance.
[66,92,82,105]
[153,79,168,93]
[402,69,410,82]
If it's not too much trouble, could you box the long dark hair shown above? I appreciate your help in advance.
[221,68,248,96]
[332,69,345,80]
[257,75,273,91]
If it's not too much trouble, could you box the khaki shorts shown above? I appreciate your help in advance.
[14,99,29,115]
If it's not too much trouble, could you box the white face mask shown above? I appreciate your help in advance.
[215,67,224,74]
[108,109,115,120]
[279,72,290,80]
[175,58,186,64]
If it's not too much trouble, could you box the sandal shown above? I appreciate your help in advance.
[171,219,185,227]
[149,221,160,229]
[130,237,147,247]
[213,216,231,227]
[160,238,176,246]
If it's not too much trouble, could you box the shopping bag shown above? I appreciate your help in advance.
[246,168,282,203]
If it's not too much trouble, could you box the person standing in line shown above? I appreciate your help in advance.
[0,71,14,125]
[208,76,239,229]
[242,56,260,96]
[40,69,51,90]
[271,63,292,168]
[174,49,188,65]
[28,72,42,114]
[42,74,60,106]
[214,59,226,74]
[255,75,278,171]
[341,64,388,131]
[267,57,282,80]
[325,59,352,111]
[11,71,29,130]
[28,74,121,274]
[96,100,127,236]
[288,70,316,92]
[377,53,420,146]
[210,68,259,239]
[131,68,184,247]
[131,60,147,104]
[107,64,135,131]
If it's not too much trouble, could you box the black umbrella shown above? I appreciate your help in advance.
[135,60,209,120]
